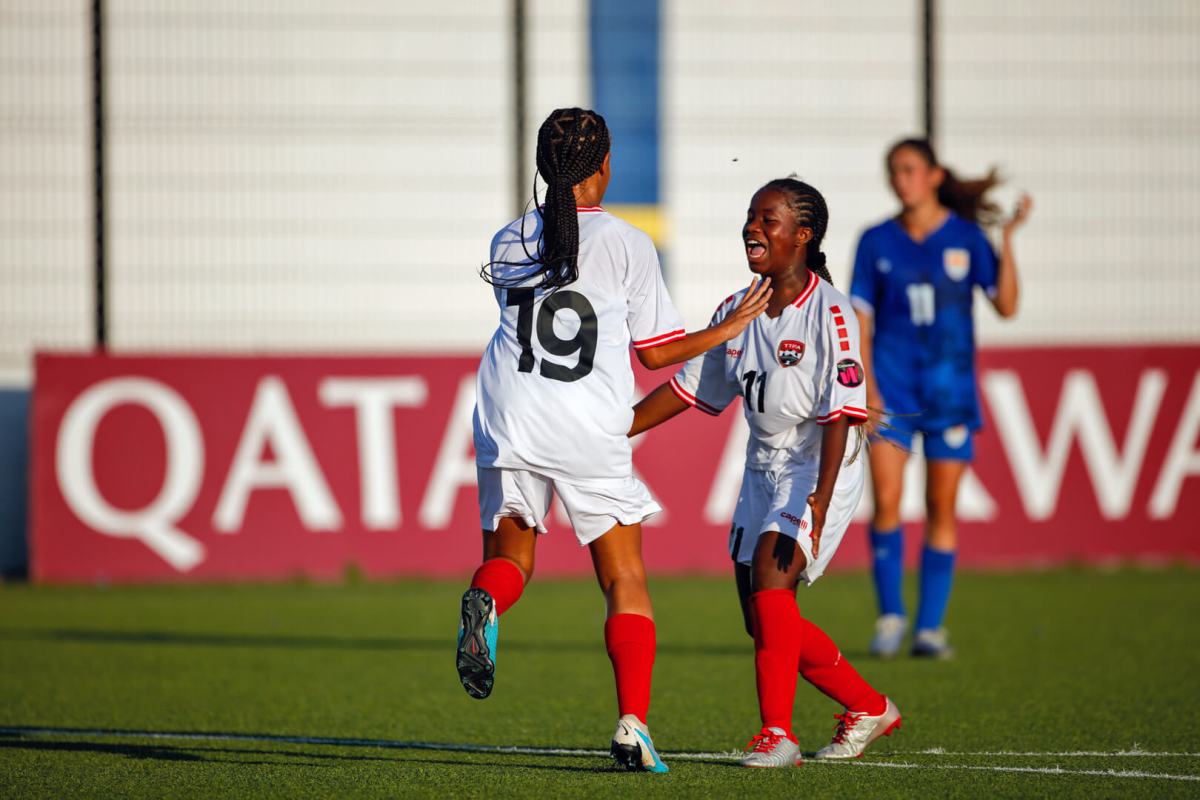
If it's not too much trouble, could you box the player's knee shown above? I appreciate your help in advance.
[872,487,903,528]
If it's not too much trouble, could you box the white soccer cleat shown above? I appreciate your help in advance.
[740,726,801,768]
[911,627,955,659]
[813,697,902,760]
[869,614,907,658]
[610,714,669,773]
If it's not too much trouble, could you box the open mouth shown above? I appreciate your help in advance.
[745,239,766,260]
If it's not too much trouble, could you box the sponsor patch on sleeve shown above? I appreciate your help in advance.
[836,358,864,387]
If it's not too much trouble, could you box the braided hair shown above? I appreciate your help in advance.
[761,177,834,285]
[482,108,611,291]
[888,138,1002,225]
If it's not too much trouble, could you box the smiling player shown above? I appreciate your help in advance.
[631,178,901,767]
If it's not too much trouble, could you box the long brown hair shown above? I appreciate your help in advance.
[888,138,1002,225]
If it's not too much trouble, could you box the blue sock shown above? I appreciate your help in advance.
[916,545,957,632]
[869,525,905,617]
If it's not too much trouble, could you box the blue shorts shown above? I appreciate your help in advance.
[875,421,974,462]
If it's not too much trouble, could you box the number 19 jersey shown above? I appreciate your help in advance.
[473,208,686,483]
[669,271,868,470]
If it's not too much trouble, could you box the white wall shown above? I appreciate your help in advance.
[2,2,1198,387]
[663,0,920,328]
[942,0,1200,344]
[104,0,512,356]
[0,2,93,384]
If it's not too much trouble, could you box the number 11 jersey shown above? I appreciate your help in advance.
[669,270,868,471]
[473,208,686,483]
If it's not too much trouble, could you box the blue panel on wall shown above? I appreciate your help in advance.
[590,0,660,205]
[0,389,29,576]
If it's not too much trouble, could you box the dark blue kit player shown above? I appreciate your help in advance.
[849,138,1032,659]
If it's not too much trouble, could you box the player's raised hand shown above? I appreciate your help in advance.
[806,493,829,559]
[1002,193,1033,237]
[719,278,772,337]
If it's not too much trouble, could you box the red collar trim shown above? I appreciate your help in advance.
[791,270,820,308]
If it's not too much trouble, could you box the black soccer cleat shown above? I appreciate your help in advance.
[456,588,498,699]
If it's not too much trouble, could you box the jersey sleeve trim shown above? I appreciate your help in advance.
[632,328,687,350]
[669,376,722,416]
[816,405,870,426]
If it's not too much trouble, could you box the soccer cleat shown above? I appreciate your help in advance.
[911,627,955,659]
[610,714,669,773]
[740,726,801,768]
[869,614,908,658]
[456,588,498,699]
[813,697,902,760]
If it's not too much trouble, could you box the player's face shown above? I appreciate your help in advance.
[743,189,810,277]
[888,146,944,209]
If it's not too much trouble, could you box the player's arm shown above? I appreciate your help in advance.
[628,382,690,437]
[807,417,850,559]
[635,279,772,370]
[989,193,1032,319]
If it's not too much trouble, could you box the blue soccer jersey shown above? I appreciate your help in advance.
[848,213,998,434]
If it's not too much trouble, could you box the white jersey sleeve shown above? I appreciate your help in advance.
[623,230,686,351]
[816,300,870,426]
[667,295,741,415]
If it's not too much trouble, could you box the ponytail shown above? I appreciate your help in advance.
[888,138,1003,225]
[482,108,611,291]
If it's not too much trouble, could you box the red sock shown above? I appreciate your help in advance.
[750,589,802,735]
[604,613,656,724]
[798,617,886,715]
[468,558,525,616]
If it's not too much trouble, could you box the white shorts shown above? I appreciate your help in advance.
[477,467,662,546]
[728,458,865,585]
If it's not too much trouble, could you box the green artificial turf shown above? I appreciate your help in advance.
[1,568,1198,798]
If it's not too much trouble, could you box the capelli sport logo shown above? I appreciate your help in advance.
[836,359,864,387]
[777,340,805,367]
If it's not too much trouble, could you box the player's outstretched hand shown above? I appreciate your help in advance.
[718,278,772,339]
[806,493,829,559]
[1003,193,1033,237]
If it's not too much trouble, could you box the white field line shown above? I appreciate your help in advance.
[1,727,1198,782]
[912,747,1200,758]
[813,760,1200,783]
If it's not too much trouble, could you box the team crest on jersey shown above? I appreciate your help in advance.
[876,258,892,274]
[944,248,970,281]
[777,339,805,367]
[836,358,864,387]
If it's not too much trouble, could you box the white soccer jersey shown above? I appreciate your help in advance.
[473,207,686,483]
[670,270,868,470]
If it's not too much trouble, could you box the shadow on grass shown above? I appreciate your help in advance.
[0,728,623,774]
[0,628,749,657]
[0,738,334,768]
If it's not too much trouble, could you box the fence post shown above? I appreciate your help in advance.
[91,0,107,350]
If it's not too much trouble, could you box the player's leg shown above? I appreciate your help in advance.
[770,460,902,759]
[457,468,548,699]
[867,435,910,657]
[740,531,807,767]
[588,522,668,773]
[913,451,968,658]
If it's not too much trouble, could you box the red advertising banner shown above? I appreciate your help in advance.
[30,349,1200,583]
